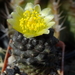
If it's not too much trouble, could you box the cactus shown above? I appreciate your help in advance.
[4,3,62,75]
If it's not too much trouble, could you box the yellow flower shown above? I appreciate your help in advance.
[7,3,55,38]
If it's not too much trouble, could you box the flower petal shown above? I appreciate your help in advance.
[7,19,23,33]
[40,8,51,16]
[7,19,14,26]
[34,4,41,13]
[10,6,24,22]
[47,22,55,28]
[7,6,24,33]
[24,34,34,38]
[37,29,49,36]
[10,13,20,26]
[15,6,24,16]
[44,15,54,23]
[24,29,49,38]
[24,3,33,10]
[11,12,21,20]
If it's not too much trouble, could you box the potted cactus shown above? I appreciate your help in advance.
[1,3,65,75]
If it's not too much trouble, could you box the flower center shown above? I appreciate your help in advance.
[19,9,47,33]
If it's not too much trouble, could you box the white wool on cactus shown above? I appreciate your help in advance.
[8,55,16,65]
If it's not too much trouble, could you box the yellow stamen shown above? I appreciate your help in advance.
[19,9,47,34]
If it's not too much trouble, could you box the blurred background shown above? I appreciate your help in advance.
[0,0,75,75]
